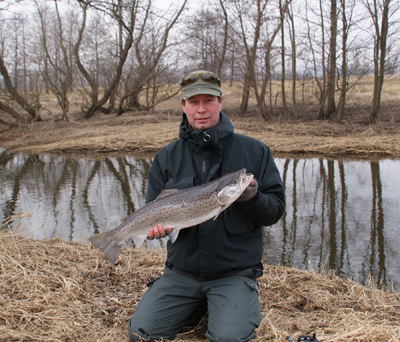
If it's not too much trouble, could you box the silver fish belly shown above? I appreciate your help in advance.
[88,169,254,264]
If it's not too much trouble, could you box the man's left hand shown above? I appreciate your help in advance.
[237,179,258,202]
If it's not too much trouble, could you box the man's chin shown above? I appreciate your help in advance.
[194,122,211,130]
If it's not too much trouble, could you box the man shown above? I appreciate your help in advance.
[128,70,285,342]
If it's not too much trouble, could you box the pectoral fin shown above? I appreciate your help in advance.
[132,234,148,249]
[213,206,227,221]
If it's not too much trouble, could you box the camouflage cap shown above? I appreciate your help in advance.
[181,70,222,100]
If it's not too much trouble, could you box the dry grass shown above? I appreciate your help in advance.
[1,77,400,159]
[1,214,400,342]
[0,106,399,158]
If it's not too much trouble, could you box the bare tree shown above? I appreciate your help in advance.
[0,10,40,122]
[336,0,365,122]
[218,0,229,76]
[73,2,99,110]
[183,0,229,76]
[287,2,300,118]
[0,55,40,121]
[361,0,397,122]
[73,0,186,118]
[326,0,337,118]
[36,1,74,120]
[74,0,137,119]
[116,0,187,115]
[337,0,350,122]
[303,0,329,119]
[228,0,291,119]
[279,0,289,118]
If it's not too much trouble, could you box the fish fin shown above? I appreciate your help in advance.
[156,189,179,199]
[155,189,179,201]
[132,234,148,249]
[213,206,227,220]
[88,231,121,265]
[168,229,180,243]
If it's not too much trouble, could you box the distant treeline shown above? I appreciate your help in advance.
[0,0,398,125]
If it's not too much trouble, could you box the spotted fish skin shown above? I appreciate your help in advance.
[88,169,254,264]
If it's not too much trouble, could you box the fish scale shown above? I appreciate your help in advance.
[89,169,253,264]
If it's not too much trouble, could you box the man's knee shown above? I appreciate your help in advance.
[127,313,178,342]
[127,316,146,342]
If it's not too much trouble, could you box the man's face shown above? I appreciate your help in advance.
[182,94,222,131]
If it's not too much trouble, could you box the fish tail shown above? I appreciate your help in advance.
[88,231,121,265]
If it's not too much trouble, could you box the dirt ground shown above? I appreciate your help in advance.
[0,96,399,159]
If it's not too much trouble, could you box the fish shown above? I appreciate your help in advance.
[88,168,254,264]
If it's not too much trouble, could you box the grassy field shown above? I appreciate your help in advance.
[1,75,400,158]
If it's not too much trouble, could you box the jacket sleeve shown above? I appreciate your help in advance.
[238,144,285,227]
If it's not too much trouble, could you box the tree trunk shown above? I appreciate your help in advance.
[280,0,289,118]
[288,4,300,118]
[369,0,390,122]
[0,55,40,121]
[217,0,229,76]
[337,0,348,123]
[326,0,337,118]
[240,72,251,114]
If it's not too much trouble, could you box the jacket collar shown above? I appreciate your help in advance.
[179,111,234,149]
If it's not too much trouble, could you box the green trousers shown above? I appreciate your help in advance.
[127,266,261,342]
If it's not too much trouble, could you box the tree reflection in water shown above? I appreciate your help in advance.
[1,149,399,290]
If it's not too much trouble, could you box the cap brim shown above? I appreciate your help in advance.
[182,87,221,100]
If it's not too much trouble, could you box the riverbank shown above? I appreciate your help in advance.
[1,219,399,342]
[0,109,399,158]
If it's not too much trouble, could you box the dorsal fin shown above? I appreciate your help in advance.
[156,189,179,199]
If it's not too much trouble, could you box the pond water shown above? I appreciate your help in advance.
[1,148,399,290]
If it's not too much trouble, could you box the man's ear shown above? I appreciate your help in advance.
[181,99,186,112]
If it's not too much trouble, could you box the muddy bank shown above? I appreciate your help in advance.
[1,111,399,158]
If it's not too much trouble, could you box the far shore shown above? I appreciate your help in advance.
[1,110,399,159]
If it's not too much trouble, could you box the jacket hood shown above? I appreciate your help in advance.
[179,111,234,150]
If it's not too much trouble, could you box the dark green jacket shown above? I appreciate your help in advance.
[146,112,285,280]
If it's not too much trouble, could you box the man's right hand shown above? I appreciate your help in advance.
[148,223,171,240]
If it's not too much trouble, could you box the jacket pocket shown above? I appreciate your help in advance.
[244,278,261,326]
[223,203,255,235]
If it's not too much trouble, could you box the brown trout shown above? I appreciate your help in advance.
[88,169,254,264]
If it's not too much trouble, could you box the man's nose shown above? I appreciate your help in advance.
[198,101,206,111]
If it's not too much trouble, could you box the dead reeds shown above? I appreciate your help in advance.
[1,217,399,341]
[1,93,400,158]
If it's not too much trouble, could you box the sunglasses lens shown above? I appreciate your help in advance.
[181,73,220,87]
[181,74,198,86]
[201,74,218,82]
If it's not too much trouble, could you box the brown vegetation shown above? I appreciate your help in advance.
[1,87,400,159]
[1,82,400,341]
[1,214,399,342]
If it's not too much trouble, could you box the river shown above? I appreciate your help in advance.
[1,149,399,290]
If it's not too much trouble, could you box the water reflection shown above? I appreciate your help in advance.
[1,149,399,290]
[1,150,151,241]
[267,158,400,290]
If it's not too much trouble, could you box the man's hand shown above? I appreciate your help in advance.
[148,223,171,240]
[237,179,258,202]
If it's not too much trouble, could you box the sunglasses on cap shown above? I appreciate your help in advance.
[180,72,221,87]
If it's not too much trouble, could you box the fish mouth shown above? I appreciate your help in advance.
[240,172,254,189]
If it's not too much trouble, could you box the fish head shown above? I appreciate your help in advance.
[216,169,254,205]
